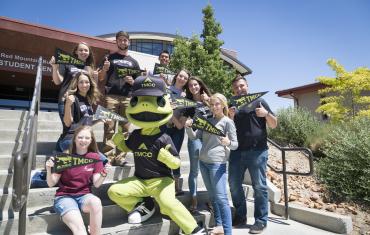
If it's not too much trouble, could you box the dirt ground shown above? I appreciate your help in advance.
[267,144,370,235]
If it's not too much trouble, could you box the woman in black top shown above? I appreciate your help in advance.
[57,70,101,152]
[49,42,97,123]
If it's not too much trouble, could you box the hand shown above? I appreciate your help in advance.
[200,92,209,102]
[185,119,193,128]
[124,76,134,85]
[49,56,58,68]
[45,157,55,170]
[255,102,269,118]
[93,70,99,81]
[103,57,110,72]
[219,134,230,147]
[65,95,75,105]
[228,107,236,120]
[158,144,180,169]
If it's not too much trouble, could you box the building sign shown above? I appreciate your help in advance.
[0,48,52,76]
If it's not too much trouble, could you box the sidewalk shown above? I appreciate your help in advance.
[231,216,337,235]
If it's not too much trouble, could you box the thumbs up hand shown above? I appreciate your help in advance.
[158,144,180,169]
[255,102,269,118]
[103,57,110,72]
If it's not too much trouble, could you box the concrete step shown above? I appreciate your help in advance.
[0,129,104,143]
[1,204,212,235]
[0,110,60,121]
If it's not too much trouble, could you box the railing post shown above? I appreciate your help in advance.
[282,150,289,219]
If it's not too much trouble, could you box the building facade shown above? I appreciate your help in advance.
[0,16,251,110]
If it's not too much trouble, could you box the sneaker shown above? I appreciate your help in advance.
[190,221,208,235]
[128,197,155,224]
[249,221,267,234]
[232,216,246,227]
[210,225,224,235]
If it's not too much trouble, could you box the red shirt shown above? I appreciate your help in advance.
[55,152,103,196]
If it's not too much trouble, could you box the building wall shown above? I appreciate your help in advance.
[295,91,324,120]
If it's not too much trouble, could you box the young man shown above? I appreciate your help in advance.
[157,50,173,86]
[228,75,277,234]
[98,31,141,164]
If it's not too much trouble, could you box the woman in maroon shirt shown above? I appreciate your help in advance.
[46,126,106,235]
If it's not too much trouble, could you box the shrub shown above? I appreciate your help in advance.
[268,107,322,148]
[316,117,370,203]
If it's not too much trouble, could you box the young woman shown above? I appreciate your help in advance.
[56,70,101,153]
[49,42,96,123]
[183,76,212,213]
[165,69,190,195]
[185,93,238,235]
[46,126,106,235]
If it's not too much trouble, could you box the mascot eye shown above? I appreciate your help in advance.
[130,97,138,107]
[157,96,166,107]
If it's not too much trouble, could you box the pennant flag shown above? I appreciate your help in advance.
[173,97,198,109]
[93,105,128,122]
[55,48,85,66]
[53,153,101,172]
[192,115,225,137]
[229,91,268,109]
[153,63,175,75]
[115,65,145,79]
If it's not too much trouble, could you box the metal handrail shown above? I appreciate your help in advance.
[267,138,314,219]
[12,57,42,235]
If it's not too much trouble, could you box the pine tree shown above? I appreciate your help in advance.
[316,59,370,122]
[170,4,236,96]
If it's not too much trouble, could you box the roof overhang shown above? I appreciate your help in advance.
[275,82,327,99]
[97,31,252,75]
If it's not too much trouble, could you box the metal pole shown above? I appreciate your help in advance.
[282,150,289,219]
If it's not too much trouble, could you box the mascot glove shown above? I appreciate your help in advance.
[157,145,180,169]
[112,132,125,149]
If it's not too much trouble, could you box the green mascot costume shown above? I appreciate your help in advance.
[108,76,205,234]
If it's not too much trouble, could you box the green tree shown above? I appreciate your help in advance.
[316,59,370,122]
[170,4,236,96]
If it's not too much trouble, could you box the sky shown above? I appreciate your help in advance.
[2,0,370,111]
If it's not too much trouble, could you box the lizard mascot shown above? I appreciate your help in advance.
[107,76,206,234]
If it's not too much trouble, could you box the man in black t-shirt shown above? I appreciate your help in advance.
[98,31,141,161]
[228,76,277,233]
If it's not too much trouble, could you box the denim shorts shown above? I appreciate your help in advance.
[54,193,94,216]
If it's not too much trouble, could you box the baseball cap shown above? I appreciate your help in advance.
[132,76,166,97]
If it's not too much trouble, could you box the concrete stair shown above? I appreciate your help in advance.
[0,109,345,235]
[0,109,219,235]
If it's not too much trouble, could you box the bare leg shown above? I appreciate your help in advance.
[62,210,87,235]
[81,196,102,235]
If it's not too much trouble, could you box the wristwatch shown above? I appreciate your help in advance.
[100,168,108,177]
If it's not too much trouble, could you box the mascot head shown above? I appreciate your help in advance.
[127,76,173,128]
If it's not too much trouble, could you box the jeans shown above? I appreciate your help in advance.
[199,161,232,235]
[54,193,95,216]
[187,138,202,196]
[165,126,184,177]
[228,149,269,225]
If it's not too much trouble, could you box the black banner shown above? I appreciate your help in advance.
[192,115,225,137]
[153,63,175,75]
[229,91,268,109]
[173,97,198,109]
[53,153,101,172]
[93,105,128,122]
[55,48,85,66]
[115,65,145,79]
